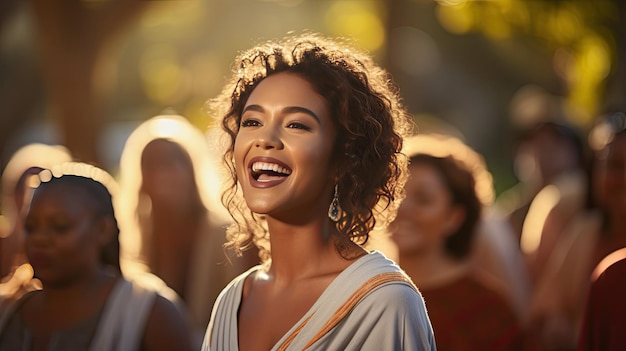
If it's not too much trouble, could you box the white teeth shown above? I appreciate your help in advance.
[251,162,292,175]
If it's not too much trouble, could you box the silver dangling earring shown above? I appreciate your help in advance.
[328,184,341,222]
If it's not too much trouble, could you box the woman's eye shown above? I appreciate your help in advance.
[53,225,71,233]
[287,122,311,131]
[240,118,261,127]
[51,221,72,233]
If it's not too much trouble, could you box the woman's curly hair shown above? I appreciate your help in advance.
[207,32,415,262]
[403,133,495,259]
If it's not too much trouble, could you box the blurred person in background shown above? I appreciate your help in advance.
[0,143,72,280]
[0,162,194,350]
[528,112,626,350]
[390,133,536,350]
[496,87,588,279]
[514,120,588,284]
[577,247,626,351]
[116,114,258,343]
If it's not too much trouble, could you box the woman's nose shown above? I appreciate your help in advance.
[255,127,283,150]
[25,228,52,247]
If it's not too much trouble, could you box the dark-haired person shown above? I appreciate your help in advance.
[529,113,626,350]
[577,248,626,351]
[0,162,194,351]
[0,143,72,279]
[116,114,258,343]
[202,33,435,350]
[391,134,532,351]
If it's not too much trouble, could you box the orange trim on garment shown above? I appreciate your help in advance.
[276,271,416,351]
[276,314,313,351]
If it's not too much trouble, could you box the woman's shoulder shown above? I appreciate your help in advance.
[364,278,424,306]
[142,294,195,350]
[468,269,513,299]
[592,248,626,282]
[601,255,626,279]
[350,268,426,318]
[341,251,421,297]
[348,270,435,347]
[456,270,517,313]
[422,270,514,313]
[212,265,261,312]
[0,288,39,335]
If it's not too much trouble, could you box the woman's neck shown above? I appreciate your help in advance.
[398,249,469,289]
[265,217,363,285]
[41,267,116,305]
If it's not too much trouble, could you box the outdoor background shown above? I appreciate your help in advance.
[1,0,624,195]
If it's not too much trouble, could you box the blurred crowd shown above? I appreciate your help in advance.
[1,89,625,350]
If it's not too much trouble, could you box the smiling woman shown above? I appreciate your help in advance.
[202,32,436,351]
[235,73,335,218]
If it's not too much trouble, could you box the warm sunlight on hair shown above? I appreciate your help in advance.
[403,133,495,206]
[1,143,72,237]
[116,114,231,275]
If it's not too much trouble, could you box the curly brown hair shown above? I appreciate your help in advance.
[207,32,414,262]
[403,134,494,259]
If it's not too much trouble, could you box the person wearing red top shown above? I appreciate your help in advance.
[578,248,626,351]
[390,134,536,350]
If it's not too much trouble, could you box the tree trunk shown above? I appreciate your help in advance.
[28,0,147,166]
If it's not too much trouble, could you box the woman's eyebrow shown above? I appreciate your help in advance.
[242,104,264,114]
[282,106,320,124]
[243,104,321,124]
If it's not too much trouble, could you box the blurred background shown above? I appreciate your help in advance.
[1,0,624,195]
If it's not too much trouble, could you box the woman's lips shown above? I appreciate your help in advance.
[247,156,291,188]
[28,253,52,268]
[248,170,288,188]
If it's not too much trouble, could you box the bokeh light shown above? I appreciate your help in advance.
[139,44,191,105]
[324,1,386,52]
[435,0,617,126]
[390,27,441,77]
[436,2,473,35]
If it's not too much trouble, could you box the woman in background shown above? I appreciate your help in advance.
[0,162,193,350]
[0,143,72,279]
[116,114,258,342]
[529,112,626,350]
[577,247,626,350]
[390,133,534,350]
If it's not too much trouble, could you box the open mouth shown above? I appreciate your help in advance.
[251,161,292,182]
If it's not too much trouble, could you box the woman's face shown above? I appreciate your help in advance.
[23,183,104,285]
[389,161,460,255]
[596,133,626,215]
[234,72,337,221]
[140,139,196,205]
